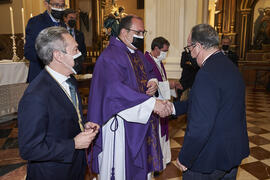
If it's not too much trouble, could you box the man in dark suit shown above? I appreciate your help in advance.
[24,0,66,82]
[221,36,239,67]
[62,8,87,74]
[63,8,86,58]
[176,49,199,101]
[174,24,249,179]
[18,26,99,180]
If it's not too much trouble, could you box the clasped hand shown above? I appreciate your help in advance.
[154,99,173,118]
[74,122,100,149]
[146,80,158,96]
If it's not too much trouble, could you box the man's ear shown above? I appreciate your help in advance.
[121,28,129,36]
[53,50,63,63]
[196,42,202,49]
[153,46,159,54]
[44,0,49,8]
[154,46,159,51]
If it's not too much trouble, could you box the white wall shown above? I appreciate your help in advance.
[145,0,200,79]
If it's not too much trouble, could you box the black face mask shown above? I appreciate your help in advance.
[222,45,229,51]
[131,35,144,50]
[73,53,84,74]
[68,19,76,28]
[186,52,199,68]
[51,8,64,20]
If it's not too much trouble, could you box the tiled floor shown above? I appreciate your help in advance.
[0,87,269,180]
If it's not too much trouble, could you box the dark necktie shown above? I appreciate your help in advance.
[69,29,73,36]
[66,78,77,107]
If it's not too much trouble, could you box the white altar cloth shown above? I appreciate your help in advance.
[0,60,29,85]
[0,60,29,117]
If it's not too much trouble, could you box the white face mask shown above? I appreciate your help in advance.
[157,51,167,62]
[61,52,82,75]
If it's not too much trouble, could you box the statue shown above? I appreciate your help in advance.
[104,6,126,37]
[254,7,270,49]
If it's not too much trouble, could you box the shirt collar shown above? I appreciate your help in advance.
[201,50,220,66]
[67,26,74,31]
[45,65,69,85]
[116,37,135,53]
[149,52,160,65]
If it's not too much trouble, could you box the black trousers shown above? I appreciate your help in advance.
[182,167,238,180]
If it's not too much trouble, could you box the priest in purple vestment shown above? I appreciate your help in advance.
[145,37,180,171]
[87,15,173,180]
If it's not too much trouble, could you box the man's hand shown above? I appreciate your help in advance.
[176,158,187,172]
[146,80,158,96]
[84,122,100,133]
[169,80,183,90]
[175,81,183,90]
[154,99,173,117]
[74,128,99,149]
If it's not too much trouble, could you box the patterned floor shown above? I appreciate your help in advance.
[0,87,269,180]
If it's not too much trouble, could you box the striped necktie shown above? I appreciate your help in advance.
[66,78,77,107]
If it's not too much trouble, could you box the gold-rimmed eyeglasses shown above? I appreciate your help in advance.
[126,28,147,36]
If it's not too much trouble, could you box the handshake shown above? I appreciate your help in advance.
[153,99,174,118]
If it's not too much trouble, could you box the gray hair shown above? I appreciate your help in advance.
[35,26,69,65]
[191,24,219,49]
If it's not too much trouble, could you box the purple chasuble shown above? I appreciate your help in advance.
[87,37,163,179]
[145,51,169,141]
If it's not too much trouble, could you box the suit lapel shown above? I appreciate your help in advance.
[42,11,55,26]
[45,71,79,119]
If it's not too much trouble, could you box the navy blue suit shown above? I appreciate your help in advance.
[175,52,249,174]
[18,70,86,180]
[24,11,57,82]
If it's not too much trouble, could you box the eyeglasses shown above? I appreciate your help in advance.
[126,28,147,36]
[49,3,67,9]
[184,44,196,52]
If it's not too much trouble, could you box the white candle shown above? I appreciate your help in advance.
[30,13,33,18]
[9,7,15,35]
[21,8,25,38]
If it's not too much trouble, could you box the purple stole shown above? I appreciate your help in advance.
[144,52,169,141]
[127,52,163,172]
[87,36,163,179]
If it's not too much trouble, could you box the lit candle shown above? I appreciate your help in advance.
[21,8,25,38]
[9,7,15,35]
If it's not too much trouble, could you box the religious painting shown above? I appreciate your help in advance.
[0,0,12,3]
[252,0,270,49]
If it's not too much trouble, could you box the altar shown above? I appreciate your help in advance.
[239,60,270,89]
[0,60,29,118]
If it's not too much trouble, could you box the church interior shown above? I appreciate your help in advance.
[0,0,270,179]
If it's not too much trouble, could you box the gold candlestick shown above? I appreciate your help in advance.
[10,35,20,62]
